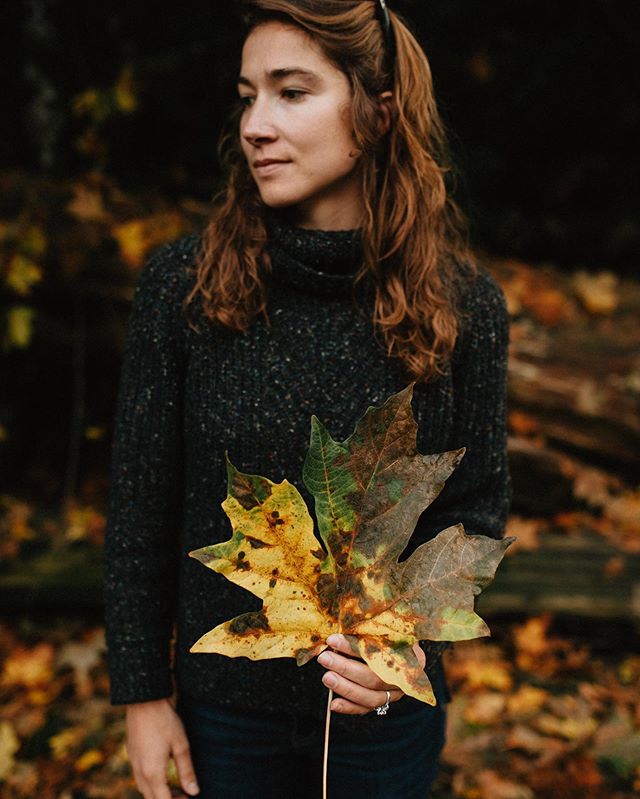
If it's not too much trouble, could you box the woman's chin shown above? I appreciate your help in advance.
[257,192,304,210]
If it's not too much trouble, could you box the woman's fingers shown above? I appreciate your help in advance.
[325,633,358,658]
[328,693,401,715]
[318,634,428,715]
[144,775,173,799]
[318,634,402,715]
[172,733,200,797]
[412,640,426,669]
[125,698,199,799]
[129,735,171,799]
[133,752,173,799]
[324,634,427,672]
[318,646,395,691]
[322,667,404,714]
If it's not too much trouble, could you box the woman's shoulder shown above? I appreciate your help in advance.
[138,232,200,284]
[133,232,201,304]
[456,260,508,319]
[452,260,510,359]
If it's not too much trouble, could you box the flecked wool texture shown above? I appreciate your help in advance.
[103,214,512,728]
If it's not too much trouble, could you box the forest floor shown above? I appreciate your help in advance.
[0,612,638,798]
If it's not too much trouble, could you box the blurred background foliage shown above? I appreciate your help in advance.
[1,0,638,267]
[1,0,639,504]
[1,2,639,797]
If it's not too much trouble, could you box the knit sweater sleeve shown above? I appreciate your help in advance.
[103,241,188,706]
[416,266,512,543]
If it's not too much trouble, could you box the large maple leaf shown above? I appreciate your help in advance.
[189,383,514,705]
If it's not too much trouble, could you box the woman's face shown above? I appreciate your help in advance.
[238,21,363,230]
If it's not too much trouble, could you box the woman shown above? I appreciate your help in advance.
[103,1,512,798]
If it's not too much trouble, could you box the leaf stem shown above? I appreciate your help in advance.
[323,687,333,799]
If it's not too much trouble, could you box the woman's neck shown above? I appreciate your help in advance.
[277,195,365,232]
[265,211,364,290]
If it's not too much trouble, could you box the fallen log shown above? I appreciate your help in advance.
[485,258,640,481]
[1,535,638,646]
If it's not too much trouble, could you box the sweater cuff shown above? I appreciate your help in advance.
[106,637,174,706]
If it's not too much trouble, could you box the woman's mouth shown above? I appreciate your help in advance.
[254,160,290,176]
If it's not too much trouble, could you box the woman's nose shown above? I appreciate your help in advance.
[241,98,277,145]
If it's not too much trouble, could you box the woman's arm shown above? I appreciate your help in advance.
[104,238,200,798]
[103,240,190,706]
[415,266,513,544]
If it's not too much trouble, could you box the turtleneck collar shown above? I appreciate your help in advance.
[265,211,364,297]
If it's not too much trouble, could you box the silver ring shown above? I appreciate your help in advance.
[375,690,391,715]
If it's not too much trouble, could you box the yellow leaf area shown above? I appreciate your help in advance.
[190,385,514,707]
[190,467,437,702]
[191,476,334,663]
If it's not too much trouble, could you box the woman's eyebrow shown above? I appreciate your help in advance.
[237,68,323,88]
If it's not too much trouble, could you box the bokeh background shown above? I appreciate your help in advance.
[1,1,639,797]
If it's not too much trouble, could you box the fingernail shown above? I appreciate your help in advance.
[323,672,337,687]
[187,782,199,795]
[318,652,333,667]
[327,634,340,646]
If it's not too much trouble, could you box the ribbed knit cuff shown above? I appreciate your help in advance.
[106,637,174,706]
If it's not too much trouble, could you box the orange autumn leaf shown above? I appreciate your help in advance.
[508,409,541,437]
[506,684,548,719]
[475,768,534,799]
[572,271,619,315]
[1,643,54,689]
[463,692,506,725]
[74,749,104,773]
[0,721,20,781]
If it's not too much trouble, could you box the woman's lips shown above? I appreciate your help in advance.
[254,161,290,176]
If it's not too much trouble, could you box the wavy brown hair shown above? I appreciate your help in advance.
[184,0,477,382]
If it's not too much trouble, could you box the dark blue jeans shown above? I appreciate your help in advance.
[176,665,448,799]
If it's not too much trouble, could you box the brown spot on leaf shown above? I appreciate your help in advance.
[342,612,355,630]
[266,511,285,528]
[336,572,362,597]
[316,573,338,618]
[246,536,270,549]
[232,474,271,510]
[359,594,372,612]
[229,611,270,635]
[269,577,277,588]
[311,547,325,560]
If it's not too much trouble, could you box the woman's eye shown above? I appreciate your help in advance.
[281,89,306,101]
[238,89,305,108]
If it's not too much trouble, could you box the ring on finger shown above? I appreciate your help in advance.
[374,689,391,715]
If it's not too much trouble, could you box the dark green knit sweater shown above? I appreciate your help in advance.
[103,216,512,727]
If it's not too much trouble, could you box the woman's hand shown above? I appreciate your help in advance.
[125,698,200,798]
[317,634,426,715]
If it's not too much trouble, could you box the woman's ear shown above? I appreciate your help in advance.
[376,90,393,135]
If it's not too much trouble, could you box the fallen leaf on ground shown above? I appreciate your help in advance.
[0,721,20,780]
